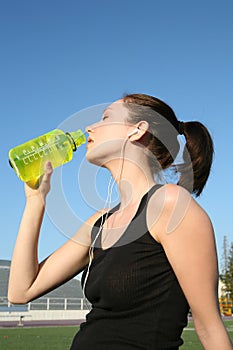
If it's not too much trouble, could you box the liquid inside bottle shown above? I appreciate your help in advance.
[9,129,86,186]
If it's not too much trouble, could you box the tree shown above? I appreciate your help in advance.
[220,236,233,301]
[222,235,228,274]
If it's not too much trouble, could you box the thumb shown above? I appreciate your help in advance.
[44,161,53,174]
[43,161,53,182]
[37,161,53,197]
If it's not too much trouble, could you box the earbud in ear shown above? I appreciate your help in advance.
[127,128,139,138]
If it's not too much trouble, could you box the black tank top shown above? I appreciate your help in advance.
[70,184,189,350]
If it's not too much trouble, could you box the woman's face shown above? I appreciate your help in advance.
[85,99,133,166]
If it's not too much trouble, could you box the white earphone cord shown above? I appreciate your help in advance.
[82,137,129,309]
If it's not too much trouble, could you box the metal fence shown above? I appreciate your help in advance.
[0,296,90,311]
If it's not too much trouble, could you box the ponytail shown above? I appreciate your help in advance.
[122,93,214,197]
[178,121,214,197]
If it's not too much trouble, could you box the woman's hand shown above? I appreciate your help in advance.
[24,161,53,202]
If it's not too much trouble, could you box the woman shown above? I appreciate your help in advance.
[8,94,232,349]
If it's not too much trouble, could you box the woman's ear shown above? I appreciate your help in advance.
[137,121,149,134]
[128,121,149,141]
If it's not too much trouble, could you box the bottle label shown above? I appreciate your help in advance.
[21,135,63,165]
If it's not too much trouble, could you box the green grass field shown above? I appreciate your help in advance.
[0,320,232,350]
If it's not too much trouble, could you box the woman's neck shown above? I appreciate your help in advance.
[106,158,156,209]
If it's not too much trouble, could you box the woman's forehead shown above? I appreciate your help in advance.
[106,99,128,114]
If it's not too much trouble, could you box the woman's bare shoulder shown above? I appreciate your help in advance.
[147,183,211,240]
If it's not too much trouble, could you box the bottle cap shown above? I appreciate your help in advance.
[68,130,86,151]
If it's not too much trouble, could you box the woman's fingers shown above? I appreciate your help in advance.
[25,161,53,198]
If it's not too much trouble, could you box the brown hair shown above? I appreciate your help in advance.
[122,93,214,196]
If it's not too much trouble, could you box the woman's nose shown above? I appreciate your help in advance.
[86,120,100,133]
[86,125,94,133]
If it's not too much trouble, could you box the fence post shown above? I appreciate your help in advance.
[64,298,67,310]
[47,298,50,310]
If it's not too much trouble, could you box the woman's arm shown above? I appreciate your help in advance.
[8,162,100,304]
[148,184,233,350]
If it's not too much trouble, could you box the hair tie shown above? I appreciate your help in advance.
[178,121,185,135]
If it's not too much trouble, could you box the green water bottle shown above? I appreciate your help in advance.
[9,129,86,188]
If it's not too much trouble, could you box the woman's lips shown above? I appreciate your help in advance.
[87,137,94,143]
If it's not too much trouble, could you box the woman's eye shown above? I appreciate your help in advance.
[102,115,109,121]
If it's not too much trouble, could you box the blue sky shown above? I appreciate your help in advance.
[1,0,233,273]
